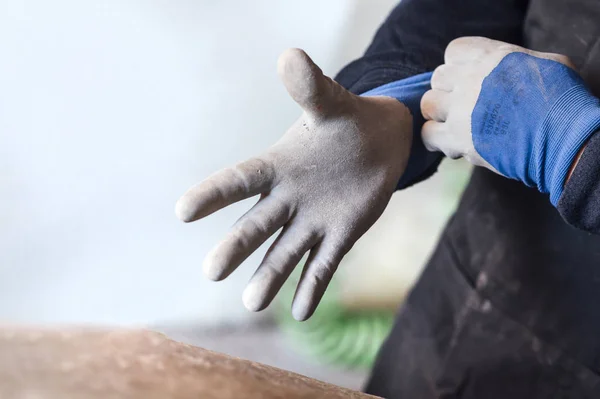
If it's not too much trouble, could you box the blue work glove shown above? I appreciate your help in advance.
[421,37,600,205]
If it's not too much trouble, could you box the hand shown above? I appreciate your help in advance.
[176,49,413,320]
[421,37,600,204]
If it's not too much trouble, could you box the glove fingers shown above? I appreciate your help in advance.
[445,37,504,65]
[176,157,275,223]
[421,121,455,156]
[291,239,345,321]
[242,224,319,312]
[421,89,451,122]
[277,48,343,116]
[202,195,291,281]
[431,64,457,92]
[422,120,471,160]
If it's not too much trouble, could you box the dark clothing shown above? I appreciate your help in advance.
[526,0,600,233]
[335,0,528,92]
[524,0,600,98]
[336,0,528,187]
[366,167,600,398]
[559,132,600,232]
[334,0,600,397]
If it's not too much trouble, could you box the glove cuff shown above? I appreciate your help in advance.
[360,72,443,190]
[537,84,600,205]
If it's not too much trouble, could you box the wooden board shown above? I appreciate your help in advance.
[0,326,378,399]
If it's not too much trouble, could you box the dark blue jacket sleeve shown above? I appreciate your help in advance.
[335,0,529,187]
[558,131,600,233]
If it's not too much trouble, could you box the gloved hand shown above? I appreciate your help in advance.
[176,49,415,321]
[421,37,600,205]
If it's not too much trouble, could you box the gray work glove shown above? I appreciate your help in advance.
[176,49,412,321]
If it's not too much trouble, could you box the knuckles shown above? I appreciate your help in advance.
[552,54,576,69]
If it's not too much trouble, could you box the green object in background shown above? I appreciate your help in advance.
[275,272,394,370]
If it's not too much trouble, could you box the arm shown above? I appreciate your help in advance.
[336,0,529,92]
[419,37,600,233]
[176,2,530,321]
[337,0,529,188]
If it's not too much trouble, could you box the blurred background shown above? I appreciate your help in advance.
[0,0,469,390]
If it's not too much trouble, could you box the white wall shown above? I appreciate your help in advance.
[0,0,411,325]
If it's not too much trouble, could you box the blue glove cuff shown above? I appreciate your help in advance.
[360,72,440,189]
[539,84,600,204]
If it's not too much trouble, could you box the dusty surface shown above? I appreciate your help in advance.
[159,322,369,391]
[0,325,377,399]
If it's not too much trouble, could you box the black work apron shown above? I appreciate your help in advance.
[366,1,600,397]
